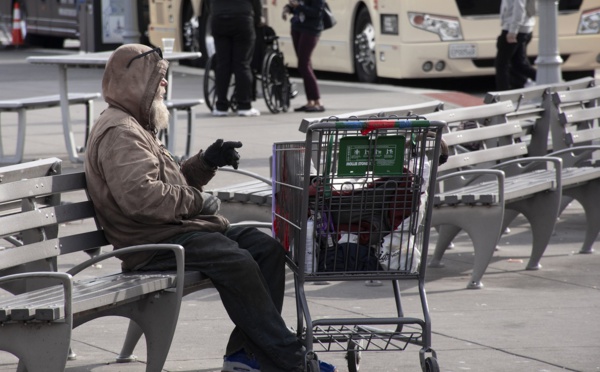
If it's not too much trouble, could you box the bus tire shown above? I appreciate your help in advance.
[353,7,377,83]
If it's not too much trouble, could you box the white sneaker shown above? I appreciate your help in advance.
[524,78,536,88]
[212,109,229,117]
[238,108,260,117]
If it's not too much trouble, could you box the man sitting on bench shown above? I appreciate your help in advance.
[84,44,337,372]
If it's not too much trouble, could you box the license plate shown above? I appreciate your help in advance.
[449,44,477,59]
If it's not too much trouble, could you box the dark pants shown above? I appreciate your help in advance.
[291,29,320,101]
[212,15,256,111]
[495,30,537,91]
[139,226,305,371]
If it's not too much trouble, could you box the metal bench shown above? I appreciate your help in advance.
[422,102,564,288]
[0,158,213,371]
[0,92,100,164]
[483,76,597,155]
[547,86,600,254]
[483,80,600,255]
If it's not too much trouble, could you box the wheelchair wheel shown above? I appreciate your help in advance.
[203,54,238,113]
[262,51,290,113]
[203,54,218,112]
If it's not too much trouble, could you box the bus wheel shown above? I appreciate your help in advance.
[353,7,377,83]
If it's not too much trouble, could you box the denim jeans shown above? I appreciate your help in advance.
[139,226,305,371]
[495,30,537,90]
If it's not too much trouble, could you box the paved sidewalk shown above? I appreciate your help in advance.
[0,48,599,372]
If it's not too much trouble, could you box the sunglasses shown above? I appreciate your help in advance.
[126,47,163,68]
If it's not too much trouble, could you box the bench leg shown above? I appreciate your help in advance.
[116,320,144,363]
[186,107,193,158]
[0,322,71,372]
[83,99,95,150]
[506,189,561,270]
[563,181,600,254]
[73,289,183,372]
[167,108,177,154]
[0,109,26,164]
[430,204,504,289]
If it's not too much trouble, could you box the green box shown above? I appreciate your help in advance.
[337,135,406,176]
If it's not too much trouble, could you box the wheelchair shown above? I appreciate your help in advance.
[203,26,297,114]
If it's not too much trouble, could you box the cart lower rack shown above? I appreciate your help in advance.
[272,117,446,371]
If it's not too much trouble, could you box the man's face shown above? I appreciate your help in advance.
[150,81,169,131]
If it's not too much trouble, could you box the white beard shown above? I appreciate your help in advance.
[150,94,170,131]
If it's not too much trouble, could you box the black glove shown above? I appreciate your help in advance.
[200,192,220,215]
[203,139,243,169]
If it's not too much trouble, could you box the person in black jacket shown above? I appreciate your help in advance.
[283,0,326,112]
[210,0,262,117]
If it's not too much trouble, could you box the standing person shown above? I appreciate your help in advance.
[210,0,262,117]
[85,44,337,372]
[283,0,326,113]
[494,0,537,90]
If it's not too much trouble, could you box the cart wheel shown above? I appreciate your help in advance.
[262,50,290,114]
[203,54,217,112]
[346,339,361,372]
[423,357,440,372]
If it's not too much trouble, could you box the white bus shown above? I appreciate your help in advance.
[147,0,600,82]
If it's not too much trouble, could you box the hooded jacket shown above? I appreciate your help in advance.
[85,44,229,271]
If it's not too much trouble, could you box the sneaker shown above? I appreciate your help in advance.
[222,349,260,372]
[318,360,338,372]
[212,109,229,117]
[524,78,536,88]
[238,107,261,117]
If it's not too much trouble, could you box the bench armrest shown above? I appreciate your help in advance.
[0,272,73,325]
[492,156,563,191]
[66,244,185,298]
[437,169,505,205]
[218,167,272,185]
[547,145,600,168]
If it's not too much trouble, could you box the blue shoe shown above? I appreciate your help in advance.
[319,360,338,372]
[222,349,260,372]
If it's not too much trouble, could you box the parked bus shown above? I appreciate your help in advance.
[147,0,600,82]
[0,0,149,51]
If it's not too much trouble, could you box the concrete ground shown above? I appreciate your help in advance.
[0,47,599,372]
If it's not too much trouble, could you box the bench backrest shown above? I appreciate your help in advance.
[483,77,598,156]
[551,85,600,152]
[0,161,109,294]
[298,100,444,133]
[423,101,530,190]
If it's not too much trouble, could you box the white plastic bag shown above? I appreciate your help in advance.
[377,230,421,272]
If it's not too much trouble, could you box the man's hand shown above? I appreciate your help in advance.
[200,192,220,215]
[203,139,243,169]
[506,32,518,43]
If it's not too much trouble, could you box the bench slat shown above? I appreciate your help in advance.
[7,273,176,321]
[0,93,100,110]
[440,143,528,171]
[443,123,522,146]
[552,85,600,105]
[560,105,600,125]
[0,201,95,237]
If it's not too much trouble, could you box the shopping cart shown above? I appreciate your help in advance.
[272,117,445,372]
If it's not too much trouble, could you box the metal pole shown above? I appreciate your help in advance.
[535,0,563,84]
[122,0,141,44]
